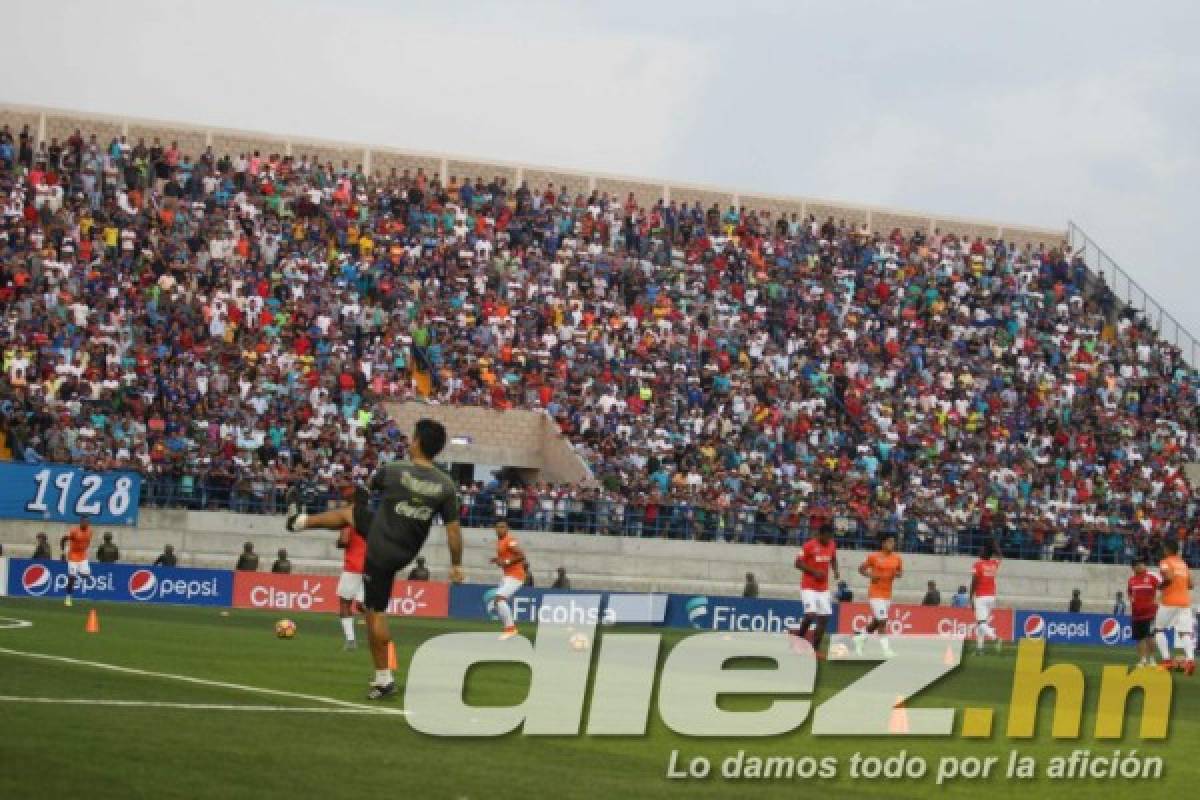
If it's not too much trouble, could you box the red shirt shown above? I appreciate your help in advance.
[973,558,1000,597]
[1127,573,1160,622]
[796,538,837,591]
[342,526,366,574]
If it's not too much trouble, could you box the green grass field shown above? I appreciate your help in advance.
[0,597,1194,799]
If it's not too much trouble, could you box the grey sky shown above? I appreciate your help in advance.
[5,0,1199,334]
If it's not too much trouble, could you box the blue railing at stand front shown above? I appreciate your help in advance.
[133,479,1196,566]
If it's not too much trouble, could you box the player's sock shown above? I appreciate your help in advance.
[374,669,393,686]
[340,617,355,641]
[974,624,985,652]
[811,618,828,650]
[880,636,892,652]
[1155,631,1172,661]
[496,599,515,629]
[1182,633,1195,661]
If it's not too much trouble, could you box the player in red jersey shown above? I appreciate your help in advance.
[969,542,1002,654]
[335,524,367,650]
[1127,558,1161,668]
[790,522,840,653]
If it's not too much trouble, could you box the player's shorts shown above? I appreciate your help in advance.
[973,595,996,623]
[362,534,418,613]
[801,589,833,616]
[1155,605,1195,635]
[67,559,91,578]
[336,570,365,604]
[493,576,523,602]
[1131,619,1154,641]
[869,597,891,621]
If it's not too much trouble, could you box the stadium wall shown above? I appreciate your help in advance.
[0,102,1064,248]
[0,510,1133,611]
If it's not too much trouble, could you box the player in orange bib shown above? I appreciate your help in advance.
[59,516,93,607]
[1154,540,1195,675]
[489,520,527,640]
[855,533,903,657]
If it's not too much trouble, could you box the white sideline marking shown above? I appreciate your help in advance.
[0,647,405,716]
[0,617,33,629]
[0,696,389,714]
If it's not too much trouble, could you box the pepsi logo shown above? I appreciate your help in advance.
[1023,614,1045,639]
[21,564,51,596]
[1099,617,1123,645]
[128,569,158,601]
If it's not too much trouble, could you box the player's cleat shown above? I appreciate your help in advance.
[284,487,301,532]
[367,682,397,701]
[1158,660,1176,672]
[343,639,357,651]
[1186,660,1196,677]
[499,626,518,640]
[63,596,72,607]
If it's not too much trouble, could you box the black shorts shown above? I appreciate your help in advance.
[1132,619,1153,641]
[357,502,418,612]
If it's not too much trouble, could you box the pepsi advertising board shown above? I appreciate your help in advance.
[8,558,232,607]
[0,462,141,526]
[1015,610,1133,646]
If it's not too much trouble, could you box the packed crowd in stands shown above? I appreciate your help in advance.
[1,120,1198,565]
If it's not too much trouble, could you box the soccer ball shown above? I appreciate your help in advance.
[275,619,297,639]
[569,632,590,652]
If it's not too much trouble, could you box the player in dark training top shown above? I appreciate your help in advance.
[285,418,464,699]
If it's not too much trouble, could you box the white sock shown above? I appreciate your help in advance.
[1154,631,1171,661]
[294,513,308,529]
[374,669,393,686]
[340,617,355,641]
[496,599,515,628]
[1182,633,1195,661]
[880,636,890,650]
[975,624,986,650]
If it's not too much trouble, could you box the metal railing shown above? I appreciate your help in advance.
[132,478,1196,566]
[1068,221,1199,367]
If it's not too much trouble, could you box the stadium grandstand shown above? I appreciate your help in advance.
[1,102,1197,579]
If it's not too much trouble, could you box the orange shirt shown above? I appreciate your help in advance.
[496,534,526,581]
[1159,555,1192,608]
[67,526,92,561]
[863,551,903,600]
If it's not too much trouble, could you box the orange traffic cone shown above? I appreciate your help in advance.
[943,645,957,666]
[387,641,397,671]
[85,609,99,634]
[888,696,909,734]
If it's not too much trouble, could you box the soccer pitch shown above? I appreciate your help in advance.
[0,597,1193,799]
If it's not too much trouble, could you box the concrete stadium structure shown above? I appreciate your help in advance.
[0,511,1133,612]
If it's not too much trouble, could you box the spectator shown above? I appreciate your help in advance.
[32,533,52,560]
[235,543,259,572]
[407,556,430,581]
[1113,591,1127,616]
[153,544,178,568]
[95,532,120,563]
[836,581,853,603]
[272,548,292,574]
[742,571,758,598]
[1068,589,1082,613]
[951,586,970,608]
[552,567,571,590]
[922,580,941,606]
